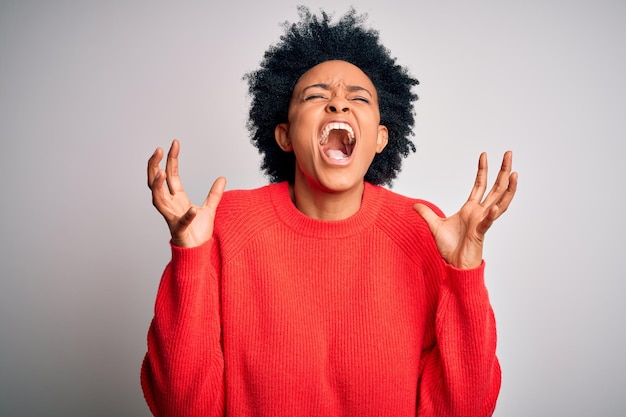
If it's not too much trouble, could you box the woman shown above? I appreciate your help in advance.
[142,7,517,417]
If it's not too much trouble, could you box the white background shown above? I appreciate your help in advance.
[1,0,624,415]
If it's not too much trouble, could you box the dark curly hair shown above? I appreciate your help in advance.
[244,6,419,186]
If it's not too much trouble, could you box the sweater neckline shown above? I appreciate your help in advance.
[269,182,383,238]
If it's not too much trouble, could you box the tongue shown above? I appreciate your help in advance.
[324,130,349,160]
[326,149,348,160]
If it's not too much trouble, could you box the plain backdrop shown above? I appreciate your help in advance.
[1,0,624,416]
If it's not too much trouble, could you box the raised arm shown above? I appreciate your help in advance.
[142,140,226,416]
[413,152,517,416]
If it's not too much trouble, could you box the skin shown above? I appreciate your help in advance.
[414,151,517,269]
[147,60,518,269]
[274,60,388,220]
[147,140,225,249]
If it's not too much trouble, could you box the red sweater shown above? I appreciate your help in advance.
[141,182,501,416]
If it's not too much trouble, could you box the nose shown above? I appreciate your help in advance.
[328,105,349,113]
[326,96,350,113]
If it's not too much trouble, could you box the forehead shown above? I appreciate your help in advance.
[294,60,377,94]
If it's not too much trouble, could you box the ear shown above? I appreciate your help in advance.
[275,123,293,152]
[376,125,389,153]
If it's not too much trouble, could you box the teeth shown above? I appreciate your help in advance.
[319,122,355,145]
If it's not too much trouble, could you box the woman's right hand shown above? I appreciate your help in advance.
[147,139,226,248]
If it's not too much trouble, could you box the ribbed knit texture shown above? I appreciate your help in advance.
[141,182,501,417]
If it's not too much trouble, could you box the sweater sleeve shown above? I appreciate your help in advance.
[416,262,501,417]
[140,239,225,417]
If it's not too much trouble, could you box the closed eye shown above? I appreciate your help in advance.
[350,96,370,103]
[303,94,327,101]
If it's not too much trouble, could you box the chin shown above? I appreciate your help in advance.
[316,173,364,193]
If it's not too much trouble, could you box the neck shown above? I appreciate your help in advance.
[290,177,365,221]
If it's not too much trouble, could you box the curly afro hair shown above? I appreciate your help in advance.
[244,6,419,186]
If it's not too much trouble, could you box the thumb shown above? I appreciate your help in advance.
[203,177,227,211]
[413,203,441,231]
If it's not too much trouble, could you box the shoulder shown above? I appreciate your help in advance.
[366,183,444,255]
[213,182,286,239]
[367,183,445,221]
[218,183,273,211]
[216,182,283,219]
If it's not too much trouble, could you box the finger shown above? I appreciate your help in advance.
[203,177,227,212]
[149,169,172,212]
[476,205,499,236]
[492,170,518,216]
[176,206,198,230]
[482,151,513,206]
[168,206,199,247]
[149,168,175,220]
[147,147,164,189]
[467,152,489,203]
[477,170,518,234]
[413,203,441,234]
[165,139,184,195]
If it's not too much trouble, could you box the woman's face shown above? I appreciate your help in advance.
[275,60,388,194]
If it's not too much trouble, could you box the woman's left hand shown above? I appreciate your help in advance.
[414,151,518,270]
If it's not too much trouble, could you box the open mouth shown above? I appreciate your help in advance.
[319,122,355,160]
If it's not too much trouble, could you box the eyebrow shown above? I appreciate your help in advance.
[301,83,373,97]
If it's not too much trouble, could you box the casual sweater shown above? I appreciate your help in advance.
[141,181,501,417]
